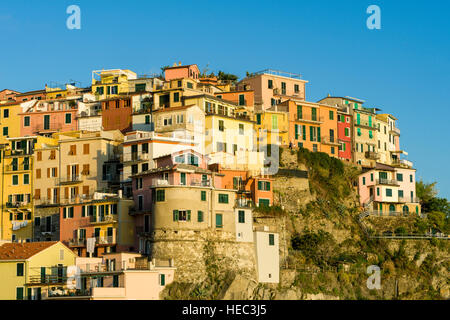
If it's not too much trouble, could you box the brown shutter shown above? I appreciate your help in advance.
[55,167,58,177]
[67,165,70,178]
[75,165,79,175]
[37,152,42,161]
[83,186,89,196]
[35,189,41,200]
[47,168,50,178]
[64,187,69,199]
[47,188,51,200]
[84,144,89,155]
[36,169,41,179]
[74,187,79,197]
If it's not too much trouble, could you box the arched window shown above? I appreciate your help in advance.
[403,205,409,213]
[389,204,395,212]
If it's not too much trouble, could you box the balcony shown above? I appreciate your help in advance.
[33,123,63,133]
[34,198,59,207]
[4,149,33,158]
[27,274,68,286]
[6,202,32,209]
[365,151,380,160]
[59,175,83,185]
[235,198,255,208]
[376,178,400,186]
[96,236,116,245]
[122,152,149,163]
[273,88,303,99]
[294,114,324,124]
[390,127,401,136]
[355,121,377,130]
[391,159,413,168]
[321,136,340,146]
[90,215,117,224]
[69,238,86,247]
[4,164,30,172]
[398,197,420,203]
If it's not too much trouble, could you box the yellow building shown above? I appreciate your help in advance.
[0,241,77,300]
[0,135,57,242]
[0,101,22,143]
[254,106,289,150]
[91,69,137,100]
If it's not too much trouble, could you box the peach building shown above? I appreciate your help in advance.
[19,99,78,136]
[238,69,308,110]
[164,63,200,81]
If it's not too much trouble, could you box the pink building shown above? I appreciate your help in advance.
[19,100,78,136]
[358,163,421,216]
[164,63,200,81]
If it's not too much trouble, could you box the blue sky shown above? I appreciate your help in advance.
[0,0,449,198]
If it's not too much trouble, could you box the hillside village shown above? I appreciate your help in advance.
[0,63,448,300]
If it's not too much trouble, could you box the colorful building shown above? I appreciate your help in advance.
[337,105,353,162]
[0,241,77,300]
[163,63,200,81]
[91,69,137,100]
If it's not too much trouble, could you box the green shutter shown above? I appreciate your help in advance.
[201,191,206,201]
[198,211,203,222]
[266,182,271,191]
[173,210,179,221]
[215,214,223,228]
[297,105,302,119]
[258,181,263,190]
[310,126,313,141]
[302,125,306,140]
[160,274,166,286]
[295,124,299,139]
[317,127,321,142]
[16,287,24,300]
[187,210,191,221]
[269,234,275,246]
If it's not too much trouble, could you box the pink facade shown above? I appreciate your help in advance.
[164,64,200,81]
[20,109,78,136]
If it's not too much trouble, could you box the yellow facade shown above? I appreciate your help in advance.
[254,109,289,149]
[91,69,137,100]
[0,102,22,144]
[0,136,58,242]
[0,242,77,300]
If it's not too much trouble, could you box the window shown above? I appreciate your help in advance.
[65,113,72,124]
[198,211,204,222]
[187,82,193,89]
[180,173,186,185]
[297,105,302,119]
[136,178,143,190]
[399,190,404,198]
[145,115,150,124]
[201,191,206,201]
[23,174,30,185]
[219,120,224,132]
[24,116,30,127]
[217,142,227,152]
[12,175,19,185]
[16,287,24,300]
[3,127,8,136]
[156,190,165,202]
[281,82,286,94]
[329,110,334,120]
[3,109,9,118]
[218,194,229,204]
[386,189,393,197]
[135,83,146,92]
[17,263,24,276]
[111,86,118,94]
[362,177,366,185]
[259,199,270,207]
[377,188,380,196]
[345,128,350,137]
[256,114,261,125]
[258,181,271,191]
[215,214,223,228]
[239,94,245,106]
[410,175,413,183]
[34,217,41,226]
[272,115,278,130]
[159,274,166,286]
[371,173,374,181]
[269,234,275,246]
[396,173,403,182]
[268,79,273,89]
[173,210,191,222]
[173,92,180,102]
[294,84,299,93]
[239,124,244,135]
[311,107,317,121]
[238,210,245,223]
[83,144,89,155]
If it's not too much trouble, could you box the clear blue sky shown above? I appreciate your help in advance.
[1,0,449,198]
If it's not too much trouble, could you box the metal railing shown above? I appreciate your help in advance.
[235,199,255,208]
[122,152,149,162]
[90,215,117,224]
[376,178,399,186]
[365,151,380,160]
[58,175,83,185]
[4,164,30,172]
[294,114,324,123]
[321,136,339,145]
[355,120,377,129]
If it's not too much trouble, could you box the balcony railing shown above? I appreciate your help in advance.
[321,136,339,146]
[4,164,30,172]
[69,238,86,247]
[390,127,401,135]
[365,151,380,160]
[33,123,63,133]
[376,178,399,186]
[122,152,149,163]
[27,275,68,285]
[355,121,377,129]
[90,215,117,224]
[235,199,255,208]
[398,197,420,203]
[6,202,32,209]
[294,114,324,123]
[96,236,115,245]
[58,175,83,185]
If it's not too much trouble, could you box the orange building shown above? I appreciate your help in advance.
[101,97,133,133]
[164,63,200,81]
[284,99,339,157]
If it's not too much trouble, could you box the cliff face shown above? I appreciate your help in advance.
[161,148,449,300]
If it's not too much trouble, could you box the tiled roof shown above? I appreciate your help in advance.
[0,241,58,260]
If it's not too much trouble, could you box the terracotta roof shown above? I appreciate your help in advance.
[0,241,58,260]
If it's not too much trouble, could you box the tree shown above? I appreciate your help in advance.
[217,71,238,82]
[416,180,438,206]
